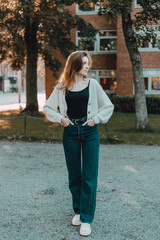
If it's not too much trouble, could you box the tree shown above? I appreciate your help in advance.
[0,0,96,114]
[96,0,160,129]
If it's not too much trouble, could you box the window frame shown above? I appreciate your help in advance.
[98,30,117,53]
[134,0,142,8]
[76,31,97,53]
[137,25,160,52]
[76,3,99,15]
[76,30,117,54]
[133,68,160,95]
[134,0,158,8]
[151,76,160,91]
[88,69,117,93]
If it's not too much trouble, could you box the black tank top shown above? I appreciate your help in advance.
[65,81,90,119]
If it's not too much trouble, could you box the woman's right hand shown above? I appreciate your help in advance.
[61,117,74,127]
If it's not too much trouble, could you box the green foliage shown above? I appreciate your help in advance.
[111,95,160,114]
[135,0,160,26]
[111,95,135,113]
[0,0,97,112]
[146,96,160,114]
[98,0,133,17]
[75,17,98,39]
[0,0,97,75]
[97,0,160,45]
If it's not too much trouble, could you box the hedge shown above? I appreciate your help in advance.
[110,95,160,114]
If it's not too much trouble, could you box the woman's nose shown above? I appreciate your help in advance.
[86,65,89,69]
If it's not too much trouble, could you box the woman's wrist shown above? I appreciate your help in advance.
[91,118,95,125]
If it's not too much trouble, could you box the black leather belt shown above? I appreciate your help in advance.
[70,116,87,125]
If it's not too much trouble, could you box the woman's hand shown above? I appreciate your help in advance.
[82,118,95,127]
[61,117,74,127]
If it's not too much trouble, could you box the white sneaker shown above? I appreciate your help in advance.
[72,214,81,226]
[80,223,91,236]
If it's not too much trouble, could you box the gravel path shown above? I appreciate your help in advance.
[0,141,160,240]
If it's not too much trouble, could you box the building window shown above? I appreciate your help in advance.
[135,0,157,8]
[152,77,160,90]
[99,70,117,92]
[134,0,142,8]
[76,3,99,15]
[99,31,117,52]
[79,2,95,12]
[77,32,95,52]
[76,30,117,53]
[134,69,160,95]
[137,25,160,51]
[88,70,97,79]
[88,70,117,93]
[144,77,148,90]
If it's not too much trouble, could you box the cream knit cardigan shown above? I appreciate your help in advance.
[43,78,114,124]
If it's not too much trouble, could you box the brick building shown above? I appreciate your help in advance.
[45,1,160,98]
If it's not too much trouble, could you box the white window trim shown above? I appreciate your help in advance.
[145,76,160,94]
[134,0,142,8]
[76,31,96,54]
[98,30,117,53]
[133,68,160,95]
[88,70,117,93]
[134,0,158,9]
[76,3,99,15]
[76,30,117,54]
[138,25,160,52]
[138,46,160,52]
[88,70,99,83]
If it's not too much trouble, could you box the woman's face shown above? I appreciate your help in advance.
[78,56,89,77]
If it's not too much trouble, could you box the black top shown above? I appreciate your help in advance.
[65,81,90,119]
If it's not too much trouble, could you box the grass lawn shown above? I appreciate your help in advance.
[0,110,160,145]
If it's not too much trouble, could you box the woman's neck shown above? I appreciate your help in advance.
[68,74,88,91]
[74,74,85,85]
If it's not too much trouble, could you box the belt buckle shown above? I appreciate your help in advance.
[74,119,79,125]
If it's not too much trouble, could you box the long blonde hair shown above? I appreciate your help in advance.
[57,51,92,90]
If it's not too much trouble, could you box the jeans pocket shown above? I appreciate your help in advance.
[64,124,71,128]
[86,124,95,128]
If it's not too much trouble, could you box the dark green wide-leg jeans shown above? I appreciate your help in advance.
[63,123,100,224]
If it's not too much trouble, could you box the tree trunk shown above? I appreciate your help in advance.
[122,10,148,129]
[23,17,39,114]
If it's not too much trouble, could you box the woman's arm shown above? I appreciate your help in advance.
[92,81,114,124]
[43,86,63,124]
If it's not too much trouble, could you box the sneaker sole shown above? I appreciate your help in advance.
[72,221,81,226]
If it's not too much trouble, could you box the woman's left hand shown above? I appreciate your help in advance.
[82,118,95,127]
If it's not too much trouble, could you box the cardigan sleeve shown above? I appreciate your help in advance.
[92,81,114,124]
[43,86,63,124]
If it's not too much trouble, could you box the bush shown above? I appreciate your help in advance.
[146,96,160,114]
[110,95,135,113]
[110,95,160,114]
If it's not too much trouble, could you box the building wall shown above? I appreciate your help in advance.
[116,16,133,95]
[45,3,117,98]
[117,3,160,95]
[45,2,160,98]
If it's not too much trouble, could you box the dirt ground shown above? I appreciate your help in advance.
[0,141,160,240]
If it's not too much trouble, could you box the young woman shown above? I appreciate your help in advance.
[43,51,114,236]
